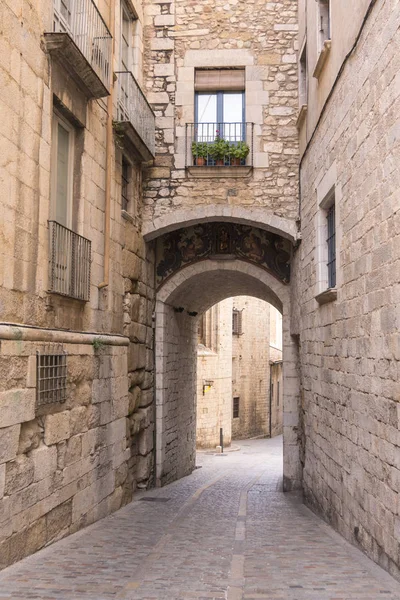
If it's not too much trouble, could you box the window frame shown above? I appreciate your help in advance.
[51,111,75,229]
[120,0,138,73]
[195,91,246,135]
[232,308,243,336]
[317,0,331,52]
[233,396,240,419]
[121,154,134,214]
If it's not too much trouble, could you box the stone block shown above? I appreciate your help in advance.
[44,412,70,446]
[32,444,57,482]
[0,425,21,464]
[5,455,35,495]
[122,249,142,280]
[46,499,72,541]
[0,464,5,499]
[18,420,41,454]
[0,389,35,427]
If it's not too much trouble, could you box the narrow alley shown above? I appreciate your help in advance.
[0,438,399,600]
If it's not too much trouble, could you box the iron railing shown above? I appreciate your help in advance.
[186,122,254,167]
[53,0,112,91]
[49,220,91,301]
[115,71,156,158]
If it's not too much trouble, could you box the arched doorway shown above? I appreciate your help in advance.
[153,224,302,492]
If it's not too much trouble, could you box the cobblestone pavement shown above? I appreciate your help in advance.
[0,437,399,599]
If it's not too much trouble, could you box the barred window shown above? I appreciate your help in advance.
[232,309,243,335]
[318,0,331,48]
[233,397,240,419]
[326,203,336,288]
[36,347,67,407]
[121,156,131,212]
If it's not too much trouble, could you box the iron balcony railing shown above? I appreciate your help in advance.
[115,71,156,158]
[49,221,91,301]
[52,0,112,91]
[186,122,254,168]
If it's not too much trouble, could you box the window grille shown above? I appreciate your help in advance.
[36,346,67,407]
[318,0,331,45]
[232,309,243,335]
[48,220,91,301]
[233,397,240,419]
[121,157,130,212]
[326,203,336,288]
[277,381,280,407]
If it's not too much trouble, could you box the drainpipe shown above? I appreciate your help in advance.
[99,0,115,289]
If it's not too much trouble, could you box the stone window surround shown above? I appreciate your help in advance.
[175,50,269,170]
[314,161,341,304]
[296,38,308,129]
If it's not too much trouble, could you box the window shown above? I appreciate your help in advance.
[315,182,337,302]
[318,0,331,50]
[121,1,133,71]
[53,0,72,32]
[299,43,307,108]
[233,397,240,419]
[36,346,67,407]
[326,203,336,288]
[232,309,243,335]
[121,156,132,213]
[195,69,245,142]
[51,112,75,228]
[277,381,280,407]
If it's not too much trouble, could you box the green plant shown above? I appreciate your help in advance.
[92,338,106,351]
[112,120,125,150]
[228,141,250,160]
[191,141,209,159]
[209,136,230,160]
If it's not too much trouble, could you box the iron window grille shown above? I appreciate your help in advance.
[36,345,67,407]
[326,203,336,288]
[277,381,280,407]
[121,157,130,212]
[233,397,240,419]
[48,220,91,301]
[232,309,243,335]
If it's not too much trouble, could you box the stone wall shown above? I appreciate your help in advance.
[196,300,233,450]
[195,297,283,447]
[142,0,299,225]
[0,331,131,568]
[232,297,271,440]
[298,0,400,580]
[0,0,156,567]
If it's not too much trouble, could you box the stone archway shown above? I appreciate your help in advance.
[154,254,302,493]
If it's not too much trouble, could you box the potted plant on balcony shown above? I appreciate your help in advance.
[209,134,230,166]
[228,141,250,166]
[191,141,209,166]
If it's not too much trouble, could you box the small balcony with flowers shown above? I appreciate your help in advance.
[44,0,112,99]
[185,122,254,178]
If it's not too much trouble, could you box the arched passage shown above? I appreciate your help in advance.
[155,259,302,492]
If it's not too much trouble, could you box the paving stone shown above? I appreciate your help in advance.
[0,438,399,599]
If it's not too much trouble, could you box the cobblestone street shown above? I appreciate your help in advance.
[0,437,399,600]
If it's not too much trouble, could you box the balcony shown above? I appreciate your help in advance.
[115,71,156,162]
[44,0,112,99]
[185,122,254,178]
[48,221,91,302]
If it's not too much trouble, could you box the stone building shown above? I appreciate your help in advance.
[196,297,283,449]
[295,0,400,580]
[0,0,156,567]
[0,0,399,583]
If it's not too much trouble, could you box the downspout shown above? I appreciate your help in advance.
[99,0,115,289]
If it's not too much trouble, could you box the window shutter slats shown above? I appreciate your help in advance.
[195,69,245,92]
